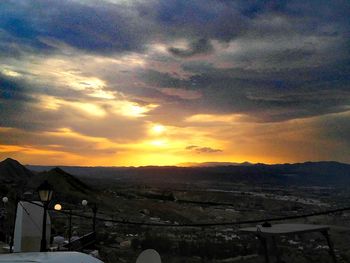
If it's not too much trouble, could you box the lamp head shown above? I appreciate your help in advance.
[37,180,54,203]
[54,203,62,211]
[2,197,8,203]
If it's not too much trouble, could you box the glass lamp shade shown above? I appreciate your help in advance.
[54,203,62,211]
[2,197,8,203]
[37,180,54,202]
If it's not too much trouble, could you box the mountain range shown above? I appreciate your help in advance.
[1,157,350,191]
[178,161,254,167]
[26,160,350,186]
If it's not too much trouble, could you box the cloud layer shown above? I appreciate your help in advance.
[0,0,349,165]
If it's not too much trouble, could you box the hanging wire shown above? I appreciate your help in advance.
[23,200,350,228]
[18,202,42,232]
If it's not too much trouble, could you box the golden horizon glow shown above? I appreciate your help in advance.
[150,139,167,147]
[185,113,245,123]
[0,141,294,166]
[2,111,350,166]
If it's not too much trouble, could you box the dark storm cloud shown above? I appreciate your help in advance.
[185,145,222,154]
[168,38,213,58]
[0,74,40,129]
[0,0,299,56]
[320,115,350,146]
[0,0,152,55]
[154,0,247,42]
[153,0,349,47]
[0,75,35,102]
[0,73,84,132]
[1,0,349,125]
[140,70,191,88]
[228,47,318,67]
[139,55,350,122]
[1,0,349,56]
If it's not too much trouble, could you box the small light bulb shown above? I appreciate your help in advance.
[82,200,88,206]
[54,204,62,211]
[2,197,8,203]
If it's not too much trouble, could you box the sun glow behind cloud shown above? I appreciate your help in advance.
[150,124,166,135]
[112,101,159,118]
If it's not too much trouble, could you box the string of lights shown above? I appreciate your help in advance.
[53,204,350,228]
[23,199,350,227]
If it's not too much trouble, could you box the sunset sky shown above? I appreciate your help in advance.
[0,0,349,166]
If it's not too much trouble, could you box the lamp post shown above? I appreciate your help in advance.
[2,197,8,244]
[37,180,53,252]
[92,204,97,232]
[54,203,73,251]
[81,200,97,232]
[9,196,19,253]
[81,200,88,234]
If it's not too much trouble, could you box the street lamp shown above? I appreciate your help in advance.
[81,200,88,207]
[2,197,8,204]
[37,180,53,252]
[92,204,97,232]
[2,197,8,245]
[9,196,19,253]
[81,200,98,232]
[54,203,73,250]
[54,204,62,211]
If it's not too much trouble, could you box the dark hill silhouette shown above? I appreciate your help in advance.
[27,167,93,202]
[0,158,34,204]
[0,158,94,202]
[0,158,33,184]
[178,161,253,167]
[270,161,350,185]
[42,167,91,192]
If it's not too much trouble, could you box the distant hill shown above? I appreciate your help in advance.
[0,158,33,185]
[270,161,350,185]
[0,158,94,202]
[27,161,350,186]
[27,167,94,202]
[0,158,34,203]
[178,161,253,167]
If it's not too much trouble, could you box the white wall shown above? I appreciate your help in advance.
[14,201,51,252]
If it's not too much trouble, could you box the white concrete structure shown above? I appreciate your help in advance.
[14,201,51,252]
[0,252,104,263]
